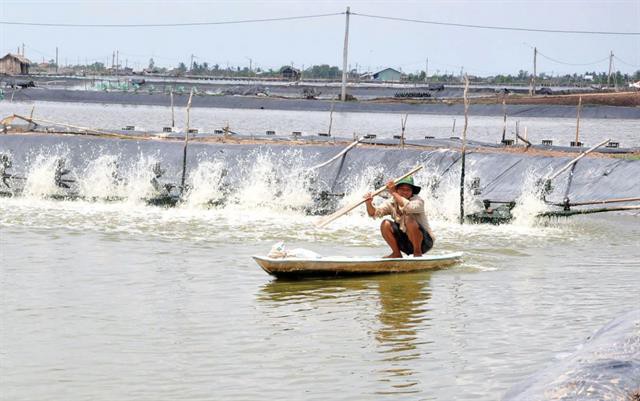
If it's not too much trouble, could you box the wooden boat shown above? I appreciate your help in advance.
[252,252,463,278]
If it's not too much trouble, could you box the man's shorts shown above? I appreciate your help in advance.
[389,220,434,255]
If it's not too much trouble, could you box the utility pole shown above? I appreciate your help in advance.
[340,6,350,101]
[22,43,25,56]
[190,54,195,71]
[116,50,119,76]
[607,50,614,88]
[112,51,115,69]
[529,47,537,96]
[425,58,428,83]
[55,47,59,73]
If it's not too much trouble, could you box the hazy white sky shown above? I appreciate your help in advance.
[1,0,639,75]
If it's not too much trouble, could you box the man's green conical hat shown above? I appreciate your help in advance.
[395,175,421,195]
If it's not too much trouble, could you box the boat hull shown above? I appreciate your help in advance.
[253,252,463,278]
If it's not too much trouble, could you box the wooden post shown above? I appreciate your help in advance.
[400,114,408,149]
[501,96,507,142]
[575,96,582,144]
[340,7,350,101]
[170,90,175,128]
[328,99,335,136]
[459,75,470,225]
[180,88,194,191]
[451,118,456,135]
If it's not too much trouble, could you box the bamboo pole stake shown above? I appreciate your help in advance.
[501,96,507,142]
[459,74,470,225]
[400,114,408,149]
[575,96,582,144]
[180,88,194,191]
[328,99,335,136]
[170,90,175,128]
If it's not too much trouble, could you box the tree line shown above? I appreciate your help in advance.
[32,57,640,85]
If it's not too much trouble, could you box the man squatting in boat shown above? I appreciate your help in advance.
[364,176,435,258]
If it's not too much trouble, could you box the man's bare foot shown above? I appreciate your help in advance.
[383,253,402,258]
[413,253,423,258]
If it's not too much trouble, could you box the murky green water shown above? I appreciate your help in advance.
[1,196,638,400]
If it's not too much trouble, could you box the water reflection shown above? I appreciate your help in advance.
[259,272,433,398]
[374,272,433,396]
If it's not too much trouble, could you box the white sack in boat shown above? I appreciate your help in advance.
[267,241,322,259]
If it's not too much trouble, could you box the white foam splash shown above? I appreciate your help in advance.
[22,153,69,198]
[511,169,551,226]
[78,154,122,199]
[182,160,227,207]
[121,154,160,203]
[4,148,582,248]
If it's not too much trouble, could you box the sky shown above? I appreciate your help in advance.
[1,0,639,76]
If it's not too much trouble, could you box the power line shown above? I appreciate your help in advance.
[0,12,343,28]
[613,55,640,68]
[352,12,640,36]
[537,51,610,66]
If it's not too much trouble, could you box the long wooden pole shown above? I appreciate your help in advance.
[547,138,610,181]
[459,74,470,224]
[306,138,361,172]
[315,165,424,228]
[10,114,121,137]
[538,205,640,218]
[549,197,640,207]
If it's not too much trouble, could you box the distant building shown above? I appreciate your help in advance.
[0,53,31,75]
[583,74,594,81]
[373,68,402,82]
[280,66,300,81]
